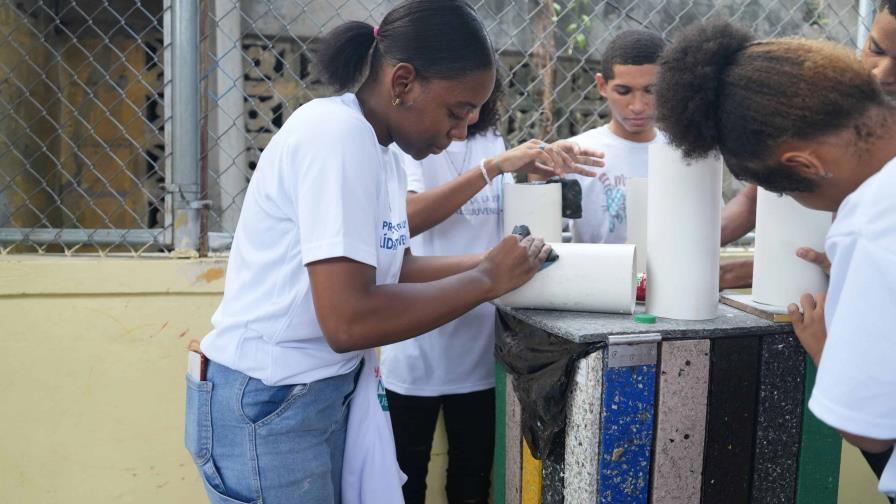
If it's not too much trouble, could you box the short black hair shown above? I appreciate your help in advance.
[880,0,895,16]
[600,29,666,80]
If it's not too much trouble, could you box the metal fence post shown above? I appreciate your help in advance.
[210,0,249,236]
[856,0,876,51]
[171,0,202,254]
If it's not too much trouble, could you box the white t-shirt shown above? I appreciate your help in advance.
[380,132,507,396]
[201,93,409,386]
[808,155,896,497]
[567,125,666,244]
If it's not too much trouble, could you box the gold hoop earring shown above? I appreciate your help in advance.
[392,97,401,107]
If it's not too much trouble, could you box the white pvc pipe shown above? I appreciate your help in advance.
[498,243,637,314]
[503,182,562,242]
[625,177,649,274]
[752,188,831,307]
[645,143,722,320]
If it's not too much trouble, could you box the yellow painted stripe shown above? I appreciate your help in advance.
[521,438,543,504]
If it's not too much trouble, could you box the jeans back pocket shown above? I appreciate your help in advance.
[185,374,213,465]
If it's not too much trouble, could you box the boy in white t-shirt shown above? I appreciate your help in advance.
[558,29,666,244]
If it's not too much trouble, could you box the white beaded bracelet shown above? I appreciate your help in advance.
[479,158,492,185]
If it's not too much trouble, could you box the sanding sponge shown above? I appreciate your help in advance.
[511,224,559,269]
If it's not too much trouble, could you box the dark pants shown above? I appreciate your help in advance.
[862,446,895,504]
[386,388,495,504]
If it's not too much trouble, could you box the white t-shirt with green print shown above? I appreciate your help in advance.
[567,125,666,244]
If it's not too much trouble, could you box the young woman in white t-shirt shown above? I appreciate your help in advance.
[379,77,602,503]
[654,19,896,499]
[184,2,602,503]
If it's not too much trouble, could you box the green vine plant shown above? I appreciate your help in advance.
[804,0,831,28]
[553,0,593,55]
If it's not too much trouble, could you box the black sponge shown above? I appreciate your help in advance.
[510,224,560,267]
[545,177,583,219]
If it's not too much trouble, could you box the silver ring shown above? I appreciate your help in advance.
[538,143,546,151]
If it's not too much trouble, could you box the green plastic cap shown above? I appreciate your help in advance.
[634,313,657,324]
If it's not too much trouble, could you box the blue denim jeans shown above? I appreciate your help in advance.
[185,360,360,504]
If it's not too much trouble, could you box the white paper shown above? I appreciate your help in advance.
[503,182,562,242]
[625,177,649,274]
[498,243,637,314]
[646,142,722,320]
[752,188,831,307]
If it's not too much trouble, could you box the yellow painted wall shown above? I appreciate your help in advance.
[0,256,888,503]
[0,256,218,503]
[841,444,890,504]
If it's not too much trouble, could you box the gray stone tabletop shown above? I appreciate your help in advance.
[494,302,792,344]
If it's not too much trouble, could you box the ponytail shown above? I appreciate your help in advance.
[312,1,494,92]
[312,21,377,91]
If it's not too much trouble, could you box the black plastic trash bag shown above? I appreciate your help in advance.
[494,309,604,459]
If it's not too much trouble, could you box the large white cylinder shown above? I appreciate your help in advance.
[625,177,649,274]
[752,188,831,307]
[498,243,637,314]
[503,182,562,242]
[646,143,722,320]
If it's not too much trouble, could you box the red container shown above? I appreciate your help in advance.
[636,273,647,302]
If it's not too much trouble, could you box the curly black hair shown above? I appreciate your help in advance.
[467,64,504,136]
[655,19,888,193]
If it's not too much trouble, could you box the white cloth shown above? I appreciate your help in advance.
[381,132,507,396]
[808,155,896,497]
[342,349,407,504]
[566,125,666,244]
[201,93,409,386]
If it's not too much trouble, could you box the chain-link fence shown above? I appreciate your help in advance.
[0,0,879,255]
[0,1,168,254]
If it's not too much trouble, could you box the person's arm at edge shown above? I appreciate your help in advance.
[409,140,602,236]
[406,158,502,237]
[789,292,896,454]
[721,184,758,246]
[398,248,485,283]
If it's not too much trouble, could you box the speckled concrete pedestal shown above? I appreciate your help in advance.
[651,339,710,503]
[491,303,842,504]
[598,347,657,504]
[752,334,806,503]
[701,336,761,503]
[563,351,602,503]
